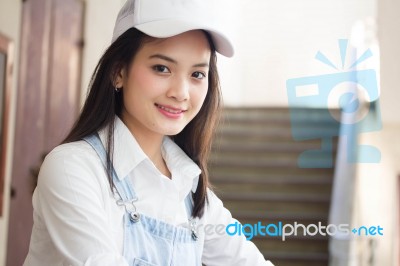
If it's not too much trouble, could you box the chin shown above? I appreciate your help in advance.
[164,129,185,136]
[158,126,186,136]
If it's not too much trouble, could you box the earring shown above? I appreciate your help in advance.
[115,86,121,92]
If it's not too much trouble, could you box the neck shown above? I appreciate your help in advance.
[120,115,171,178]
[134,131,164,163]
[135,133,171,178]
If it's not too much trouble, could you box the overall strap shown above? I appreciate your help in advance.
[184,192,198,240]
[83,134,138,202]
[184,193,194,218]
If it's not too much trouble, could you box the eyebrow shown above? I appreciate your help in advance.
[149,54,209,68]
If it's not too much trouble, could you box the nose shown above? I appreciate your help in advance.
[167,76,189,102]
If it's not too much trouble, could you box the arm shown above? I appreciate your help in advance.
[201,189,274,266]
[33,145,129,266]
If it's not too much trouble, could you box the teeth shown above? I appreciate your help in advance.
[158,105,182,114]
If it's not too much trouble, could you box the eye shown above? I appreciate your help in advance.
[192,71,206,80]
[152,65,170,73]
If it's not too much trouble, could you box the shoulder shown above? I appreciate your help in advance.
[48,140,98,159]
[37,140,108,195]
[44,140,101,170]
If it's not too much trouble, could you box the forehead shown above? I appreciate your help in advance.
[137,30,212,62]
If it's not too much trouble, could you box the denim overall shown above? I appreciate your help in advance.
[84,134,201,266]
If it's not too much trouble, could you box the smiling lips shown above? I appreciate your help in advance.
[155,103,186,118]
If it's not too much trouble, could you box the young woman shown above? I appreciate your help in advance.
[24,0,274,265]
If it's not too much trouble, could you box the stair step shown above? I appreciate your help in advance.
[210,152,302,162]
[209,166,334,177]
[212,139,338,153]
[209,155,336,169]
[216,126,339,141]
[213,182,331,196]
[211,173,333,185]
[264,251,329,260]
[221,107,340,124]
[224,203,329,217]
[220,117,338,127]
[210,151,335,163]
[252,237,328,253]
[263,252,329,266]
[218,192,330,216]
[231,211,329,228]
[218,192,330,202]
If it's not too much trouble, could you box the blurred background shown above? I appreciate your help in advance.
[0,0,399,265]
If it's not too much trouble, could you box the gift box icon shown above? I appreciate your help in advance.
[286,40,382,168]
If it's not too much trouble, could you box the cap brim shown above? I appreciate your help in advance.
[135,19,234,57]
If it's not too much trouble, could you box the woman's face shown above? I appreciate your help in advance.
[118,30,211,138]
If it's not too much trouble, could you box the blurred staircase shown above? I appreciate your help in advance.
[209,107,340,266]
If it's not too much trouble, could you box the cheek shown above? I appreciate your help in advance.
[191,86,209,110]
[127,66,162,96]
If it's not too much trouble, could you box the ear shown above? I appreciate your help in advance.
[114,67,126,89]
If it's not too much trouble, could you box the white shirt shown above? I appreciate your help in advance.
[24,117,273,266]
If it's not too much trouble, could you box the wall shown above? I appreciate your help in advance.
[378,0,400,125]
[80,0,126,101]
[219,0,377,107]
[0,0,21,265]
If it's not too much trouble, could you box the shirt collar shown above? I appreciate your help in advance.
[98,117,201,193]
[162,137,201,193]
[98,117,147,180]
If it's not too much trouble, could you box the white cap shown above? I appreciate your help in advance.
[112,0,234,57]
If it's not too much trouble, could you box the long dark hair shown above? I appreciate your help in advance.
[63,28,221,218]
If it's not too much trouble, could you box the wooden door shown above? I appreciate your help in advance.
[0,32,14,218]
[6,0,84,265]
